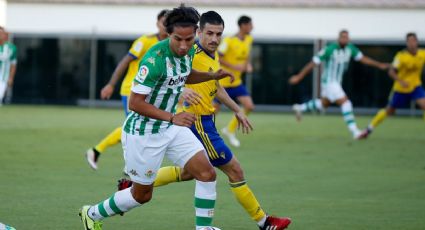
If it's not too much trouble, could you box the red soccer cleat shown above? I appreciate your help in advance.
[260,216,292,230]
[117,178,133,191]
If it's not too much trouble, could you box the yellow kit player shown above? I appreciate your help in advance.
[85,10,169,170]
[218,15,254,147]
[361,32,425,138]
[118,11,292,230]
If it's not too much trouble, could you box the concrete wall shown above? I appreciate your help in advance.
[6,3,425,40]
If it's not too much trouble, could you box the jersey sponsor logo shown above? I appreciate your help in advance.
[168,75,187,87]
[136,65,149,82]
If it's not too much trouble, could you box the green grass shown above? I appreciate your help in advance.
[0,105,424,229]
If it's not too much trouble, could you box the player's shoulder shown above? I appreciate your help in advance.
[325,42,339,50]
[6,42,17,49]
[418,48,425,57]
[144,39,168,59]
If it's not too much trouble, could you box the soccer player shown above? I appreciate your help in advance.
[118,11,292,230]
[85,10,168,170]
[217,15,254,147]
[289,30,389,139]
[0,27,17,106]
[79,6,233,230]
[361,32,425,138]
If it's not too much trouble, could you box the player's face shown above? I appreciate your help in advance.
[157,16,167,37]
[169,26,196,57]
[198,23,224,54]
[406,36,418,51]
[338,32,350,47]
[0,29,6,43]
[241,22,253,35]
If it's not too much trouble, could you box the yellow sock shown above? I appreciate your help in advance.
[230,182,266,222]
[370,109,387,129]
[94,127,122,153]
[154,166,182,187]
[227,109,251,133]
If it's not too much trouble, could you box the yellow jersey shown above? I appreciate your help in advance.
[181,42,221,115]
[392,48,425,93]
[218,35,253,88]
[120,34,160,96]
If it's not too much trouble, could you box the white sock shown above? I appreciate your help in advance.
[88,187,141,221]
[301,99,323,112]
[195,180,217,230]
[341,100,359,134]
[257,215,267,227]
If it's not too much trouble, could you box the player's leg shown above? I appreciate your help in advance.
[80,131,166,229]
[222,85,251,147]
[335,96,363,139]
[292,85,331,121]
[0,82,7,106]
[167,125,217,230]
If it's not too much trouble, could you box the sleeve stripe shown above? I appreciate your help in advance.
[127,52,138,59]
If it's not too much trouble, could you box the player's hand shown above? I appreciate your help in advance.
[181,88,201,105]
[100,84,114,100]
[245,63,254,74]
[232,63,246,72]
[398,79,409,88]
[288,74,302,85]
[378,63,391,71]
[214,69,235,83]
[172,112,197,127]
[235,111,253,134]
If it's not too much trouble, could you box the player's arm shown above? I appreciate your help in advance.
[186,69,234,84]
[100,55,135,99]
[129,91,195,127]
[388,66,408,88]
[359,56,389,71]
[218,56,246,72]
[288,61,316,85]
[215,82,253,133]
[7,64,17,87]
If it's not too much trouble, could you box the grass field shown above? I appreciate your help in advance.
[0,105,424,230]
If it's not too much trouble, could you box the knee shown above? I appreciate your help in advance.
[196,168,216,182]
[245,104,255,112]
[131,189,153,204]
[180,169,195,181]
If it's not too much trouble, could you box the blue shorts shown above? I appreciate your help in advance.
[389,86,425,108]
[224,85,250,102]
[190,115,233,167]
[121,96,129,116]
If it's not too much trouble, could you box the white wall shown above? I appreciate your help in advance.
[6,3,425,41]
[0,0,6,27]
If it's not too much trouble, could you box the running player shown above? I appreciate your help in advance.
[0,27,17,106]
[118,11,292,230]
[218,15,254,147]
[85,10,168,170]
[79,6,233,230]
[361,32,425,138]
[289,30,389,139]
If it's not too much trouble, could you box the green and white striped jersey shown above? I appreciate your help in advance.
[123,38,195,135]
[313,42,363,85]
[0,42,17,83]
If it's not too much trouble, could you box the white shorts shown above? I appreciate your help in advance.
[321,82,346,103]
[0,82,7,102]
[121,125,205,185]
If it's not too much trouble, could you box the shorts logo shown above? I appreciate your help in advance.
[136,65,149,82]
[144,170,155,178]
[220,152,226,159]
[129,169,139,176]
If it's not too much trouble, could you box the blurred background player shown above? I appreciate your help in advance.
[118,11,291,230]
[79,5,234,230]
[85,10,168,170]
[289,30,389,139]
[361,32,425,138]
[217,15,254,147]
[0,26,17,106]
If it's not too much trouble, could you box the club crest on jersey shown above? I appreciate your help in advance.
[144,170,155,178]
[136,65,149,82]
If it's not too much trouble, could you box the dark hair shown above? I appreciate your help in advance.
[339,29,349,36]
[157,9,169,21]
[200,11,224,30]
[237,15,251,27]
[406,32,417,40]
[163,5,200,34]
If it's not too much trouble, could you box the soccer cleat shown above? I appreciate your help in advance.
[79,205,103,230]
[117,178,133,191]
[198,227,222,230]
[221,127,240,147]
[357,127,372,140]
[260,216,292,230]
[86,148,100,170]
[292,104,303,122]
